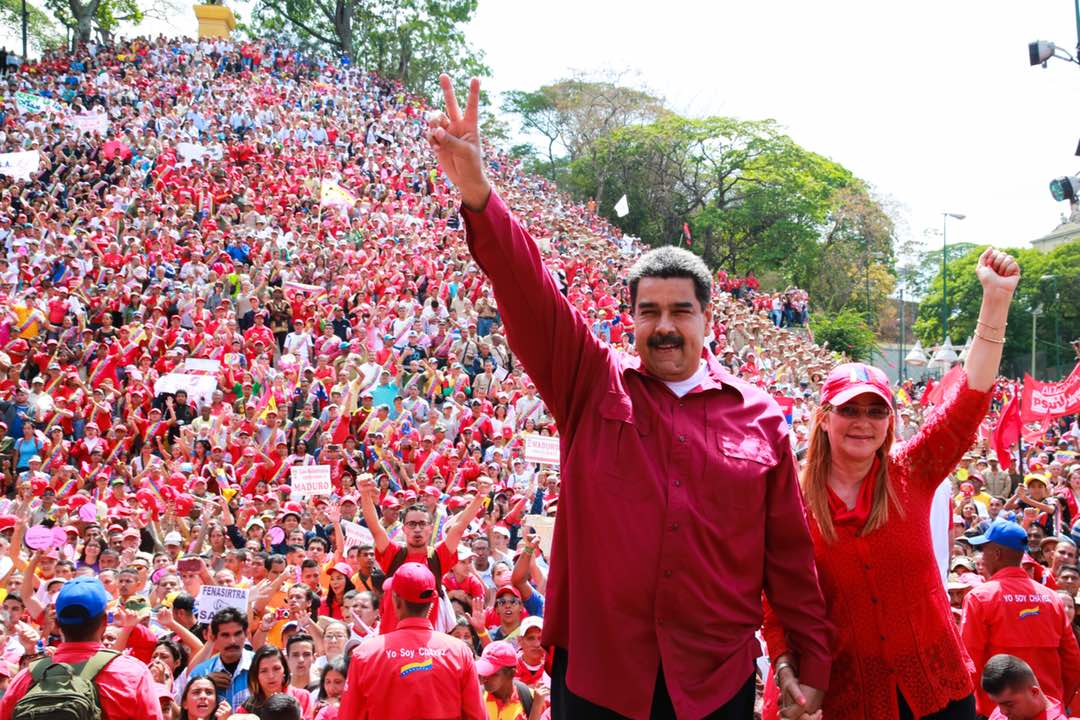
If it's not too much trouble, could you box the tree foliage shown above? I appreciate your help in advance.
[251,0,486,98]
[913,239,1080,379]
[0,0,62,51]
[809,309,878,362]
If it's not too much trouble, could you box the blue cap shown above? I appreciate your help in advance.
[55,577,108,625]
[967,519,1028,553]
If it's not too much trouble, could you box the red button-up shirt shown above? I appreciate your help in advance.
[340,617,485,720]
[463,191,831,720]
[0,641,164,720]
[962,566,1080,716]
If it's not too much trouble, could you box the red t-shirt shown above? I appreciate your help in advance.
[376,540,454,633]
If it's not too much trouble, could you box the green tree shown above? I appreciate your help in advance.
[913,242,1080,379]
[251,0,486,97]
[809,309,878,362]
[0,0,61,51]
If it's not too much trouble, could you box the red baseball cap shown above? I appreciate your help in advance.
[329,562,353,577]
[391,562,436,603]
[495,585,521,600]
[380,496,401,510]
[475,640,517,677]
[820,363,893,407]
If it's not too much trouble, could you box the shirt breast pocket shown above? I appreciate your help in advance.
[703,433,776,516]
[595,392,653,502]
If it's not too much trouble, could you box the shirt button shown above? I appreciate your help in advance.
[674,480,681,487]
[871,597,879,604]
[670,523,679,531]
[679,401,686,408]
[864,564,871,571]
[664,569,672,577]
[678,434,686,443]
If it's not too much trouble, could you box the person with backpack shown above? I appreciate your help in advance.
[0,576,163,720]
[358,472,490,634]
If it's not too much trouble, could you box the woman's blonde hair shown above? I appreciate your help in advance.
[800,402,903,544]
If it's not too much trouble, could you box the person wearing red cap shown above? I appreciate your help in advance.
[760,249,1020,720]
[478,640,547,720]
[339,562,484,720]
[429,77,830,720]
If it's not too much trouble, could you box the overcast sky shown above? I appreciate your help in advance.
[15,1,1080,257]
[465,0,1080,256]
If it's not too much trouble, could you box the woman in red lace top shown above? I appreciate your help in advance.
[764,248,1020,720]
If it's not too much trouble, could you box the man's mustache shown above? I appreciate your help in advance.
[648,333,684,349]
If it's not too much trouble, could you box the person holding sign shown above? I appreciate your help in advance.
[427,75,830,719]
[358,472,490,634]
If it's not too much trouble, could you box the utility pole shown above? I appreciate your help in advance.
[21,0,27,63]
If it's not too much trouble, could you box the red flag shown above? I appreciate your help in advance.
[920,377,936,407]
[682,222,692,247]
[925,365,963,406]
[991,393,1021,468]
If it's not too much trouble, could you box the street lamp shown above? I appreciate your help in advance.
[1028,1,1080,68]
[941,212,965,344]
[1040,274,1060,376]
[1032,304,1044,376]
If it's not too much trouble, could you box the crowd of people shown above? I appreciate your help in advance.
[0,32,1071,720]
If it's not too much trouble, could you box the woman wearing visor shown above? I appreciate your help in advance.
[765,248,1020,720]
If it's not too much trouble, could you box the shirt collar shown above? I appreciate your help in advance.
[621,348,747,398]
[397,617,433,630]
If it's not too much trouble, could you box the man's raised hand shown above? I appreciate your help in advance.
[426,74,490,212]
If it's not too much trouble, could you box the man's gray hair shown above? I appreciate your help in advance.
[627,246,712,310]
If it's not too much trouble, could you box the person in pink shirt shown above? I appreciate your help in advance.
[981,654,1072,720]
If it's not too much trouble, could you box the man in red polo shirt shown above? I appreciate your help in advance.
[427,75,830,719]
[339,562,484,720]
[962,520,1080,717]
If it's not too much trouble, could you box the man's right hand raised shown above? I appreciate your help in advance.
[426,73,491,213]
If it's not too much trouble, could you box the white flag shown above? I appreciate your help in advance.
[614,194,629,218]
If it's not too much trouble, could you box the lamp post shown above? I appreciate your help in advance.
[1040,274,1060,376]
[20,0,26,62]
[1032,304,1044,376]
[898,286,905,382]
[941,212,965,343]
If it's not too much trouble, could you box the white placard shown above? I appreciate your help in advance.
[523,435,560,465]
[66,112,110,135]
[154,372,218,408]
[0,151,40,180]
[341,519,375,550]
[290,465,332,496]
[184,357,221,373]
[15,92,63,115]
[193,585,250,624]
[524,514,555,557]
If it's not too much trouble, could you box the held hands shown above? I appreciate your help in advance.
[975,247,1020,296]
[426,74,489,212]
[776,659,824,720]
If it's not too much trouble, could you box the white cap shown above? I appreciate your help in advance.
[163,531,183,546]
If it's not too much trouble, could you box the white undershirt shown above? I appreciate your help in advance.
[662,360,709,398]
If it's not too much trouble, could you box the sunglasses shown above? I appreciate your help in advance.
[832,405,892,421]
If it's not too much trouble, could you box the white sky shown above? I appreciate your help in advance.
[7,0,1079,258]
[465,0,1080,255]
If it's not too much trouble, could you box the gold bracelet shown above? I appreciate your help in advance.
[973,329,1005,345]
[977,319,1006,332]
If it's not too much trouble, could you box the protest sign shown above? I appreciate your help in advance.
[184,357,221,374]
[66,112,110,134]
[194,585,250,624]
[290,465,332,496]
[341,519,375,550]
[155,372,218,408]
[524,435,560,465]
[15,92,63,115]
[524,515,555,557]
[0,151,40,180]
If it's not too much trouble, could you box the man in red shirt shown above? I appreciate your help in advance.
[358,472,489,633]
[428,76,830,718]
[981,654,1072,720]
[0,577,162,720]
[339,562,484,720]
[962,520,1080,717]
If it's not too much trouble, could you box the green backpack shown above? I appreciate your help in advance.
[12,650,118,720]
